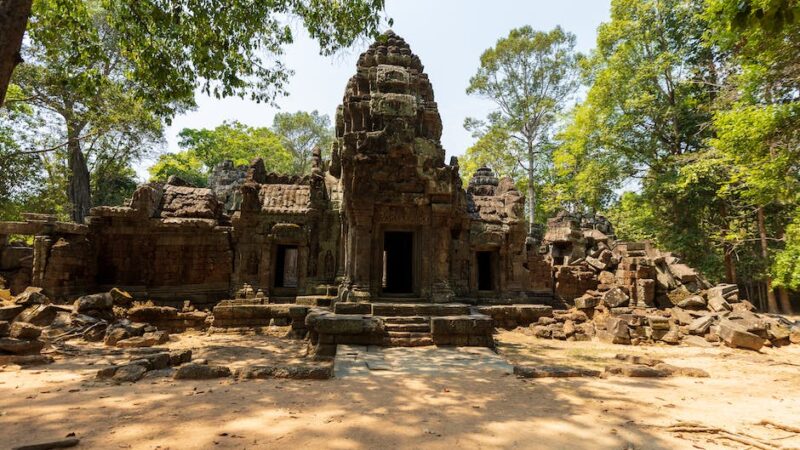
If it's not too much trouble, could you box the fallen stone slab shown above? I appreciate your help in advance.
[514,365,601,378]
[11,437,80,450]
[0,354,54,366]
[676,295,706,309]
[614,354,664,367]
[235,364,333,380]
[791,327,800,345]
[174,363,231,380]
[602,287,629,308]
[688,315,715,335]
[604,364,670,377]
[708,294,732,313]
[12,288,48,307]
[0,305,25,321]
[112,364,148,383]
[116,331,169,348]
[682,335,715,348]
[169,349,192,366]
[15,304,57,326]
[653,363,709,378]
[96,366,119,379]
[574,294,599,310]
[719,320,764,351]
[127,306,178,323]
[9,322,42,340]
[0,337,44,355]
[73,293,113,314]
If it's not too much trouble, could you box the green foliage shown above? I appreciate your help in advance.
[773,211,800,289]
[605,192,658,242]
[148,150,208,188]
[104,0,389,115]
[271,110,333,174]
[465,26,580,227]
[148,121,292,185]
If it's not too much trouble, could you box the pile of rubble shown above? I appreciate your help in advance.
[528,236,800,350]
[0,285,213,366]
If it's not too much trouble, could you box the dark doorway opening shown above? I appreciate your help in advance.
[383,231,414,294]
[275,245,299,288]
[477,251,494,291]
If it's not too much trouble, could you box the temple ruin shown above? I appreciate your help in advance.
[1,31,796,356]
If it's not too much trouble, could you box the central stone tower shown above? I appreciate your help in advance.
[331,30,462,302]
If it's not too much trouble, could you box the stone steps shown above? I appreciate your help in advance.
[382,316,428,324]
[385,323,430,333]
[372,303,471,317]
[385,331,434,347]
[372,297,430,304]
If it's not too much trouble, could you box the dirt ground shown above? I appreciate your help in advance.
[2,329,800,450]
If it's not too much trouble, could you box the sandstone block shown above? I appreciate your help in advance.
[653,363,709,377]
[514,365,600,378]
[112,364,148,383]
[574,294,599,310]
[15,304,57,326]
[719,320,764,351]
[169,349,192,366]
[13,287,48,307]
[708,294,732,313]
[602,288,629,308]
[9,321,42,340]
[174,363,231,380]
[0,305,24,321]
[0,337,44,355]
[74,293,113,313]
[116,331,169,348]
[605,364,669,377]
[688,315,715,335]
[677,295,706,309]
[128,306,179,323]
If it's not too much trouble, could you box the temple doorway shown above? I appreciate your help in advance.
[382,231,414,294]
[275,245,298,288]
[477,251,495,291]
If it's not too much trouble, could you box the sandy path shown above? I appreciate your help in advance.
[2,331,800,449]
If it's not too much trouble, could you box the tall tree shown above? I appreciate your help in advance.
[557,0,727,278]
[0,0,32,106]
[6,0,388,222]
[9,2,166,222]
[465,26,580,236]
[704,0,800,311]
[272,110,333,175]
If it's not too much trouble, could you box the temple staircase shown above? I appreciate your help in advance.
[383,316,433,347]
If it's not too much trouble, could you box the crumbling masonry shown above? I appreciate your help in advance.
[2,32,796,354]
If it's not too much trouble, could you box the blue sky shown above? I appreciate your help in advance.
[138,0,611,179]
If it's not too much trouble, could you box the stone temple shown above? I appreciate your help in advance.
[1,32,753,352]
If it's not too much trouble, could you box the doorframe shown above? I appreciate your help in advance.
[377,227,419,297]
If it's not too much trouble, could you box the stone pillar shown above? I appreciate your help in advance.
[258,238,272,297]
[348,208,373,302]
[31,235,51,289]
[431,204,454,303]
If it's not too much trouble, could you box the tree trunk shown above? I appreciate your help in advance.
[67,123,91,223]
[757,206,778,313]
[723,244,737,284]
[0,0,32,107]
[778,287,793,315]
[527,162,536,238]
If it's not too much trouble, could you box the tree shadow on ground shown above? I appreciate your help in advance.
[0,333,696,450]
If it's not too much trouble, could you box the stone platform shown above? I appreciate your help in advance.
[333,344,513,378]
